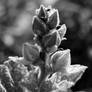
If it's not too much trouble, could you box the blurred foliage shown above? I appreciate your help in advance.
[0,0,92,91]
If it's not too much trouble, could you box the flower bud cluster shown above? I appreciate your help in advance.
[32,5,66,52]
[0,5,87,92]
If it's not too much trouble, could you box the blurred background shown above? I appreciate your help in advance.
[0,0,92,91]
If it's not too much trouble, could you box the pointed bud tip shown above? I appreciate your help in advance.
[40,5,45,9]
[32,16,47,35]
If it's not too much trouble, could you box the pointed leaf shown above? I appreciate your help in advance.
[56,31,62,46]
[22,43,40,62]
[47,9,60,29]
[32,16,47,36]
[66,65,88,83]
[58,24,67,39]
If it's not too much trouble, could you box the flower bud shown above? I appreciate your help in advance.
[51,49,71,73]
[47,9,60,29]
[32,16,47,36]
[22,43,40,62]
[42,32,57,49]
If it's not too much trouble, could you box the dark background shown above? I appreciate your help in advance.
[0,0,92,91]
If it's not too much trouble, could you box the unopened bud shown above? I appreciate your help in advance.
[32,16,47,36]
[22,43,40,62]
[42,32,57,49]
[47,9,60,29]
[51,49,71,73]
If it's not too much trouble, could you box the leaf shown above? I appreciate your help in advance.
[47,9,60,29]
[22,43,40,62]
[66,65,88,83]
[32,16,48,36]
[57,24,67,40]
[20,66,40,92]
[51,49,71,73]
[0,65,14,88]
[56,31,62,46]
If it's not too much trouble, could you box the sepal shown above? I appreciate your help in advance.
[0,65,14,88]
[57,24,67,40]
[66,65,88,83]
[47,9,60,29]
[32,16,48,36]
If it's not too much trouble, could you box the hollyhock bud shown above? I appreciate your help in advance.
[50,49,71,73]
[42,31,57,49]
[47,9,60,29]
[32,16,48,36]
[22,43,40,62]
